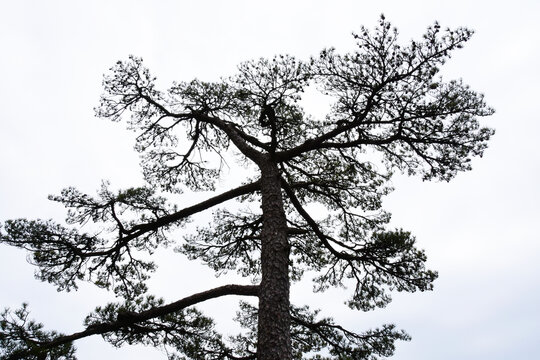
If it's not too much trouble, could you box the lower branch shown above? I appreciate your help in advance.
[5,284,259,360]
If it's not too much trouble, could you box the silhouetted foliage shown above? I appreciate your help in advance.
[1,16,493,359]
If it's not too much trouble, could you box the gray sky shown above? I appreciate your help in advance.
[1,0,539,359]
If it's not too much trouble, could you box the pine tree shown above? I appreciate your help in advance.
[0,17,493,360]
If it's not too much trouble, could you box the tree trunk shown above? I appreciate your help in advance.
[257,159,291,360]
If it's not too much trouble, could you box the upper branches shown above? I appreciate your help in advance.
[227,55,312,153]
[95,18,493,185]
[278,16,494,181]
[95,57,263,192]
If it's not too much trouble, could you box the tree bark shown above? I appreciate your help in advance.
[257,158,291,360]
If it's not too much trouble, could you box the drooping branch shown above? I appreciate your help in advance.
[281,177,437,310]
[281,177,355,261]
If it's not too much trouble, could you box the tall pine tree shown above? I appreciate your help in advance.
[1,17,493,359]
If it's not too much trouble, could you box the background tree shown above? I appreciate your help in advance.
[0,17,493,360]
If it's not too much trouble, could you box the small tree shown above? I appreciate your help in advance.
[0,17,493,360]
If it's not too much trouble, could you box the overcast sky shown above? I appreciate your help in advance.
[1,1,539,359]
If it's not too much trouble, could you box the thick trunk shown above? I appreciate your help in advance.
[257,159,291,360]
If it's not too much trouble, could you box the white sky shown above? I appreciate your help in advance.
[1,1,539,359]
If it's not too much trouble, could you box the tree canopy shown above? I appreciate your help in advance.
[0,17,493,360]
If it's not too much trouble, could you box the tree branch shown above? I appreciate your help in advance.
[5,284,259,360]
[281,178,358,261]
[81,181,261,258]
[138,93,264,163]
